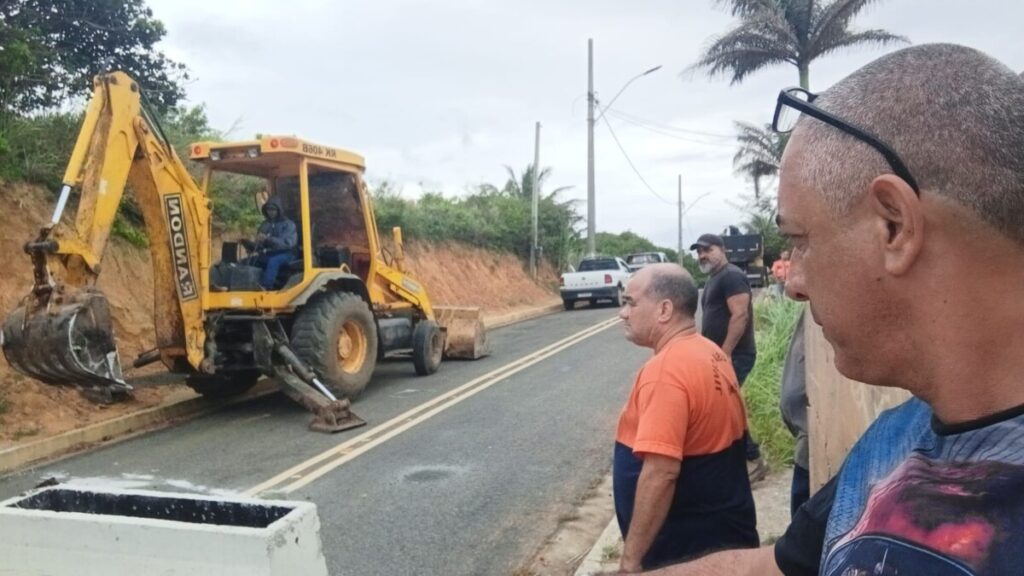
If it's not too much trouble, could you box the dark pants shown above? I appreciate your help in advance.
[731,353,762,461]
[253,252,293,289]
[791,464,810,519]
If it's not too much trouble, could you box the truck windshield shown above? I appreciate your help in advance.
[627,254,653,264]
[578,259,618,271]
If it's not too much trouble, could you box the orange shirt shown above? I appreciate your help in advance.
[616,333,748,461]
[772,259,790,282]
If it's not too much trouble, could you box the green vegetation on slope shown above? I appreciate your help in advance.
[372,179,582,272]
[744,296,803,469]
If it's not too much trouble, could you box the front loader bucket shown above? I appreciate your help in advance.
[2,289,127,394]
[434,306,489,359]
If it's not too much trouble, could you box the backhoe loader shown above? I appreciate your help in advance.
[0,72,487,433]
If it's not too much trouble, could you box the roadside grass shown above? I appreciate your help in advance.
[743,296,803,471]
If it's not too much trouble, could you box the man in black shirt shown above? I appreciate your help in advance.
[691,233,764,482]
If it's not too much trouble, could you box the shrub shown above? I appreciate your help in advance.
[742,296,803,469]
[112,215,149,248]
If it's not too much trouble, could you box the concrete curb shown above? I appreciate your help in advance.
[574,516,623,576]
[0,381,278,477]
[484,301,563,330]
[0,301,564,477]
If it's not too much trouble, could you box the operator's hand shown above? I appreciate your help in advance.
[240,239,256,251]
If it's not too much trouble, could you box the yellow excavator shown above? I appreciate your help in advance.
[0,72,487,432]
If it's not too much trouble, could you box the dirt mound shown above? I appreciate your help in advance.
[0,183,558,445]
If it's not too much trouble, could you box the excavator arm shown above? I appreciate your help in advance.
[2,72,209,396]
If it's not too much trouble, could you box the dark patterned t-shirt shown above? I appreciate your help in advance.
[776,397,1024,575]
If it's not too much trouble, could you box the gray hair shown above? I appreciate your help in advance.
[794,44,1024,244]
[646,264,699,318]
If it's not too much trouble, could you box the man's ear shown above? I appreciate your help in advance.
[867,174,924,276]
[658,299,674,323]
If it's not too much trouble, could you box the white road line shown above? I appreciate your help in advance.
[245,315,621,496]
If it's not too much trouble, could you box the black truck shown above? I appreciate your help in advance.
[722,228,767,289]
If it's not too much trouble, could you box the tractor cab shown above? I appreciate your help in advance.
[190,137,403,310]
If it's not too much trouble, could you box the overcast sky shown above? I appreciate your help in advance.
[146,0,1024,251]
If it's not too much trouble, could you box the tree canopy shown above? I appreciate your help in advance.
[733,121,786,199]
[371,166,584,272]
[693,0,907,90]
[0,0,187,114]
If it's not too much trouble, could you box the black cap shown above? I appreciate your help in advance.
[690,233,724,251]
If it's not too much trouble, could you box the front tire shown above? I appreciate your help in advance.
[562,299,575,311]
[291,292,378,398]
[412,320,444,376]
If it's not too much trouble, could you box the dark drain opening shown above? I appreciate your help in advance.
[10,489,292,528]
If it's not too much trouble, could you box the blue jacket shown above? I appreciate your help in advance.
[256,196,298,253]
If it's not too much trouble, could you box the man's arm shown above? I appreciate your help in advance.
[721,292,750,356]
[281,219,298,249]
[620,454,681,572]
[640,473,837,576]
[643,546,782,576]
[263,221,299,250]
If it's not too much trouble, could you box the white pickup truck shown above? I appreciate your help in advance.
[560,256,632,310]
[625,251,669,272]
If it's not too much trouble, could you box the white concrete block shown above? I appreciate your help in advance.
[0,486,328,576]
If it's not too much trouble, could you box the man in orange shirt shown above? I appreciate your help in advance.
[771,251,791,297]
[613,263,759,572]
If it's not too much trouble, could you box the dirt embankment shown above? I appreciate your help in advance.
[0,183,558,444]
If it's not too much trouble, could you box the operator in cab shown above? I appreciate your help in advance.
[242,196,298,290]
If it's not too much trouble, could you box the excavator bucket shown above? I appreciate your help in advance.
[434,306,489,359]
[2,289,128,396]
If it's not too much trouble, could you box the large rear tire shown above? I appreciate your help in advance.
[186,370,261,399]
[291,292,378,399]
[412,320,444,376]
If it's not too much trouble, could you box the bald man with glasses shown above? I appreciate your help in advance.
[641,43,1024,576]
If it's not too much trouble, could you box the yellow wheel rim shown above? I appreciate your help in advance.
[337,320,368,374]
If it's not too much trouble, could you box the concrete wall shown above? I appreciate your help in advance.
[804,313,910,489]
[0,487,329,576]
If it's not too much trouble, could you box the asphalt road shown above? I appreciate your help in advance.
[0,305,650,575]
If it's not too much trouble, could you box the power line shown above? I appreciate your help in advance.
[606,108,735,140]
[599,115,676,206]
[606,112,738,149]
[609,113,738,149]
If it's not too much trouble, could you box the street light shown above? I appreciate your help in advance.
[677,190,713,264]
[595,65,662,123]
[682,191,713,218]
[586,37,661,256]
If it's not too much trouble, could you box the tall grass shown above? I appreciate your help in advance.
[743,296,804,469]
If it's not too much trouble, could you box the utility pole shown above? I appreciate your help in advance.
[677,174,683,265]
[531,121,541,279]
[586,38,596,257]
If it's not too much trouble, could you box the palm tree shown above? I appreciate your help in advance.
[694,0,908,90]
[733,121,787,199]
[500,164,572,201]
